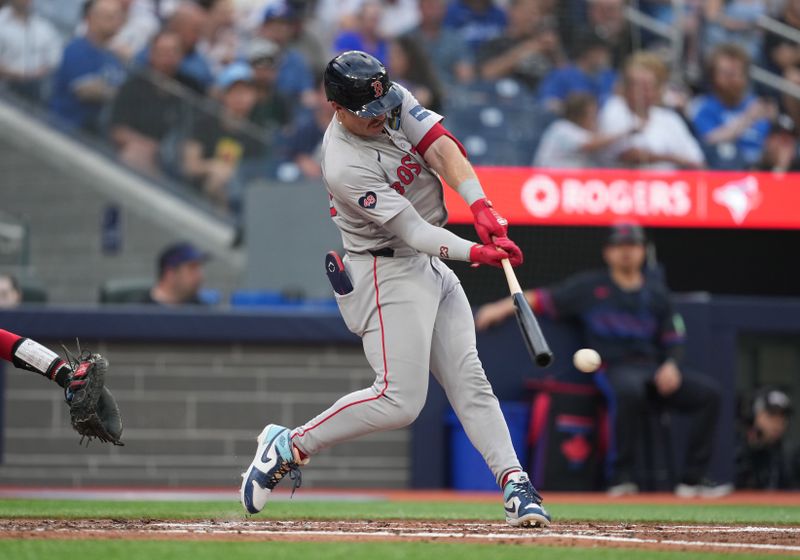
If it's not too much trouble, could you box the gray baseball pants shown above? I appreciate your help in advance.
[290,251,521,485]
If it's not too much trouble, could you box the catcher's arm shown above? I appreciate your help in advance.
[1,328,72,386]
[1,330,124,445]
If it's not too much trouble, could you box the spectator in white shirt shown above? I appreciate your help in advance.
[533,92,640,168]
[377,0,421,39]
[131,0,180,21]
[598,51,705,170]
[0,0,62,101]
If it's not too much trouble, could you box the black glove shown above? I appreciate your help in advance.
[65,352,124,446]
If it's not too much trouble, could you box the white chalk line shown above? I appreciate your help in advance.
[149,528,800,552]
[40,523,800,553]
[152,521,800,534]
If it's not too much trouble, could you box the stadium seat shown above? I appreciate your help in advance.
[198,289,222,305]
[230,290,337,309]
[20,281,48,303]
[98,278,152,303]
[230,290,288,306]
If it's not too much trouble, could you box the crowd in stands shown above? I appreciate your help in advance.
[3,0,800,212]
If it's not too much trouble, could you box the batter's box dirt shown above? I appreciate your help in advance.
[2,519,800,555]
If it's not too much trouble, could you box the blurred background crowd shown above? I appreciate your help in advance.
[4,0,800,214]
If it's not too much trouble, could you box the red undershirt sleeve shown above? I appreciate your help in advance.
[415,123,467,158]
[0,329,22,362]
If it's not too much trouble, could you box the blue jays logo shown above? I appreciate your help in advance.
[713,175,761,224]
[359,191,378,209]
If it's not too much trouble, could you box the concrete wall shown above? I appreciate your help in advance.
[0,101,242,304]
[244,182,343,299]
[0,340,408,488]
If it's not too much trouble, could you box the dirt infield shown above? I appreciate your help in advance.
[2,518,800,555]
[382,490,800,506]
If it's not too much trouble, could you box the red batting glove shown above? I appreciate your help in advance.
[469,244,509,268]
[493,236,523,266]
[470,198,508,245]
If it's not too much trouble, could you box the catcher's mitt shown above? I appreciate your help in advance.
[65,352,124,446]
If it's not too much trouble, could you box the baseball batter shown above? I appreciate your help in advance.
[241,51,550,527]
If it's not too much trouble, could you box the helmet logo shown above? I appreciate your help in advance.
[371,79,384,98]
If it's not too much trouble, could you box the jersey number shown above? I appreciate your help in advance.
[390,155,422,195]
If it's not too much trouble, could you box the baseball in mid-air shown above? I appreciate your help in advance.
[573,348,602,373]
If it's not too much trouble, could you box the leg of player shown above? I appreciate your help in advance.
[664,369,731,498]
[603,364,649,495]
[428,262,550,527]
[240,254,440,514]
[0,328,72,387]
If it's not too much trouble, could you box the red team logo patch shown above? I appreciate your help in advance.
[439,246,449,259]
[371,79,384,98]
[359,191,378,209]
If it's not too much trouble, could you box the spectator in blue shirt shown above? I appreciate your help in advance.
[690,43,774,169]
[333,1,389,64]
[443,0,507,54]
[537,33,616,114]
[258,1,314,108]
[49,0,126,133]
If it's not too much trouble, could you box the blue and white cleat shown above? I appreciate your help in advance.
[240,424,307,514]
[503,471,551,527]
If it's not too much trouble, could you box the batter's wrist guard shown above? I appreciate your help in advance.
[456,178,485,206]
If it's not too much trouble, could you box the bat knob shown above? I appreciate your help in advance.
[535,352,554,368]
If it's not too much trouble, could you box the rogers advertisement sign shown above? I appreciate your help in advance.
[444,168,800,229]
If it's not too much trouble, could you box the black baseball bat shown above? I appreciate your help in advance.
[501,259,554,368]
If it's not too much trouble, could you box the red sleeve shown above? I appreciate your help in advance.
[0,329,22,362]
[415,122,467,158]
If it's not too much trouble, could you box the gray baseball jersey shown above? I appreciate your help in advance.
[321,84,448,254]
[290,85,523,487]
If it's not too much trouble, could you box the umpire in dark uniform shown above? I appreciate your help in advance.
[476,223,729,497]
